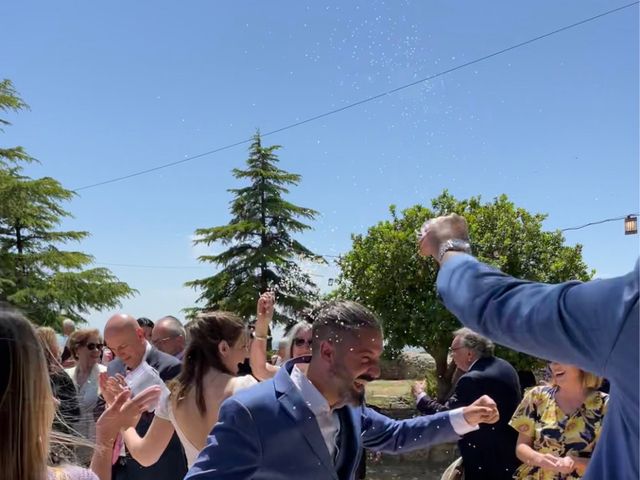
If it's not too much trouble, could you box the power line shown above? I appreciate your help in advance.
[73,2,638,192]
[94,213,637,270]
[560,214,638,232]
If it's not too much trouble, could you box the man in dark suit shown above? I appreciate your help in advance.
[413,328,521,480]
[103,314,187,480]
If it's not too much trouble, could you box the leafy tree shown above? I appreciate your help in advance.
[0,79,135,327]
[336,191,591,400]
[186,132,324,324]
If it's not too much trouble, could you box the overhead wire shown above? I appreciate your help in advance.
[72,2,638,192]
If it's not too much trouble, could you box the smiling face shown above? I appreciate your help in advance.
[77,333,102,366]
[290,326,313,358]
[325,327,384,408]
[549,362,583,388]
[219,330,250,375]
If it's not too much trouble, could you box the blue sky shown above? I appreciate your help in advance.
[2,1,638,335]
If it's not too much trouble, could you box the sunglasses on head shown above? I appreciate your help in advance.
[293,338,312,348]
[85,342,104,351]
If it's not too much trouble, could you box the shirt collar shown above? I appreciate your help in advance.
[142,341,152,362]
[290,364,332,416]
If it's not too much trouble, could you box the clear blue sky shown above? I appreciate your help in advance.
[2,1,638,335]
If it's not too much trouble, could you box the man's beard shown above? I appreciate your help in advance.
[329,362,367,408]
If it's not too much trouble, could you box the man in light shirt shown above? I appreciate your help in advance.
[186,300,500,480]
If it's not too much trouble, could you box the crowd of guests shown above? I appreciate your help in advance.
[1,213,636,480]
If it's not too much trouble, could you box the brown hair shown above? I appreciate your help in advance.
[68,328,101,359]
[1,306,55,480]
[171,311,246,416]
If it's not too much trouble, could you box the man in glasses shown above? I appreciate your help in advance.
[412,328,521,479]
[186,300,501,480]
[151,316,187,360]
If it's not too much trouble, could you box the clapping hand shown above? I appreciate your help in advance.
[95,386,162,442]
[257,292,275,320]
[99,372,128,407]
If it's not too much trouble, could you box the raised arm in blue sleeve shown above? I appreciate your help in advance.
[437,254,639,377]
[185,398,261,480]
[360,406,458,453]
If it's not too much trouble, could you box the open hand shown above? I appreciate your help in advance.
[95,386,162,443]
[99,372,128,407]
[462,395,499,426]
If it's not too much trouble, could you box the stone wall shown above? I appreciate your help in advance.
[380,351,436,380]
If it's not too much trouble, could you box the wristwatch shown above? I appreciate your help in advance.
[438,239,471,262]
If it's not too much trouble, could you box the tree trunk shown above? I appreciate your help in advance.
[432,347,457,402]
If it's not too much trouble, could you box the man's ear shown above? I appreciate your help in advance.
[318,340,334,363]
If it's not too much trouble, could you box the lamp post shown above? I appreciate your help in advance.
[624,215,637,235]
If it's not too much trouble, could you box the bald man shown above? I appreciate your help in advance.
[151,316,186,360]
[102,314,186,480]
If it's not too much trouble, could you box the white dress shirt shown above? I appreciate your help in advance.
[291,365,479,461]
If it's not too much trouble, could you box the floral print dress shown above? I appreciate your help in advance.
[509,385,608,479]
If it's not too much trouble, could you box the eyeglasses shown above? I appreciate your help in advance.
[448,346,464,353]
[293,338,313,348]
[85,342,104,351]
[153,336,177,346]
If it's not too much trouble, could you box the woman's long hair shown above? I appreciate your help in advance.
[0,306,56,480]
[171,311,246,416]
[36,326,64,374]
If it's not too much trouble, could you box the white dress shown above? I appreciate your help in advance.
[66,363,107,464]
[155,375,257,467]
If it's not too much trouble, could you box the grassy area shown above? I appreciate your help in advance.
[366,379,415,408]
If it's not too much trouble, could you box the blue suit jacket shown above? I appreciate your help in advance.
[186,357,460,480]
[437,254,639,480]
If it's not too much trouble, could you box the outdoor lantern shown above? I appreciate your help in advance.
[624,215,637,235]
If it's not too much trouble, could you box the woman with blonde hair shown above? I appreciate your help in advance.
[509,362,608,479]
[65,329,108,465]
[0,305,161,480]
[102,309,257,468]
[36,327,81,443]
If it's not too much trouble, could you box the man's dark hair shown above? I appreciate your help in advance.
[137,317,154,329]
[310,300,382,347]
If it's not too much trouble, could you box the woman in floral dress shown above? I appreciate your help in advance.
[509,362,608,479]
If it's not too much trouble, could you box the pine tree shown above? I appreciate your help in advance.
[186,132,324,323]
[0,79,135,327]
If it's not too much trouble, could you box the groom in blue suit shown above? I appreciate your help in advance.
[186,301,500,480]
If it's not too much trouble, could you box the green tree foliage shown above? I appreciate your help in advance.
[0,79,135,327]
[186,132,324,323]
[337,191,592,400]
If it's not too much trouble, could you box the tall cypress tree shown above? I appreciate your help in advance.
[0,79,136,327]
[186,132,324,323]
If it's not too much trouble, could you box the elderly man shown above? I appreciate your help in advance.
[103,314,186,480]
[413,328,521,479]
[417,213,639,480]
[59,318,76,367]
[186,300,500,480]
[151,316,186,359]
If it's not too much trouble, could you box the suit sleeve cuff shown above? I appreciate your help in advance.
[448,408,479,435]
[415,392,427,406]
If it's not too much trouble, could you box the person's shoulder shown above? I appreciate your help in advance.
[96,363,107,373]
[148,348,181,370]
[227,377,275,408]
[49,465,98,480]
[232,374,259,392]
